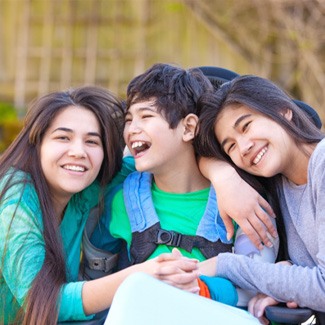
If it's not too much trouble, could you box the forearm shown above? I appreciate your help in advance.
[82,261,154,315]
[198,256,217,277]
[199,157,277,248]
[82,252,199,315]
[217,253,325,311]
[199,157,237,184]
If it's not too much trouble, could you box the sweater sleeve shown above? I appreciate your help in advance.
[0,192,92,322]
[58,282,93,321]
[217,248,325,311]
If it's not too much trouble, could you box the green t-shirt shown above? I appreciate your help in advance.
[110,182,210,262]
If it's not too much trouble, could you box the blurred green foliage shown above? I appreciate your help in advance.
[0,103,23,152]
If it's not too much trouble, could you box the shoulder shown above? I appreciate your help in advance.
[1,169,39,208]
[309,138,325,175]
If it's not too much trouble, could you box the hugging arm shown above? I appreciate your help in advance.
[199,157,277,249]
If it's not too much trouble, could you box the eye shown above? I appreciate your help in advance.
[226,142,236,154]
[55,135,70,141]
[124,116,132,123]
[142,114,154,119]
[242,121,251,132]
[86,138,101,146]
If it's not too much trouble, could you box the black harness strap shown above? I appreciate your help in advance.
[117,222,232,270]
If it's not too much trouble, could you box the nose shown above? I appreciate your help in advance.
[238,137,253,157]
[68,140,87,158]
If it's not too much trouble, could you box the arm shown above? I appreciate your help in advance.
[198,250,325,312]
[196,225,279,308]
[0,199,199,320]
[82,252,199,314]
[0,195,97,322]
[199,157,277,249]
[247,262,297,323]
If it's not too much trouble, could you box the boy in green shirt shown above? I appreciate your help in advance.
[109,63,278,306]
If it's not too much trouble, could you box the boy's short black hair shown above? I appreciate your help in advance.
[126,63,213,129]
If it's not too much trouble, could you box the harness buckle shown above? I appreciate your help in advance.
[156,229,182,247]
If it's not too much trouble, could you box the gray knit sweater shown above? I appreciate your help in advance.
[217,138,325,312]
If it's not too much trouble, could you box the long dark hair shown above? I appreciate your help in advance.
[0,86,124,324]
[195,75,324,260]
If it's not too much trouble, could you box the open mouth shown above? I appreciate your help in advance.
[131,141,151,156]
[253,146,268,165]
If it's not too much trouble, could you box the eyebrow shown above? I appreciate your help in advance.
[220,114,252,149]
[125,106,157,117]
[51,127,101,137]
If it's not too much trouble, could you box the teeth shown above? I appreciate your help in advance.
[132,141,145,149]
[64,165,85,172]
[253,147,268,165]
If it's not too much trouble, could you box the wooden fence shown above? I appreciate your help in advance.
[0,0,247,117]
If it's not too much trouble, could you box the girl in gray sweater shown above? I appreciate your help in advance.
[196,75,325,324]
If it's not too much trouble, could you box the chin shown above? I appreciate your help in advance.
[135,163,150,173]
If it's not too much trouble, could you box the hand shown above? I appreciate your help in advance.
[153,248,200,293]
[248,293,279,324]
[199,158,277,250]
[248,293,299,324]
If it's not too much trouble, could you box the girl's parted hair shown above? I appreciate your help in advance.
[195,75,324,161]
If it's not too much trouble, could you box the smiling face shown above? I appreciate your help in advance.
[40,105,104,207]
[124,99,186,174]
[215,104,300,179]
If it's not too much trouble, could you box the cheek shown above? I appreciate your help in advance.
[39,142,50,171]
[94,149,104,170]
[228,151,243,168]
[123,127,129,142]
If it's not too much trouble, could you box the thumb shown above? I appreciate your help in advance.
[171,248,182,258]
[286,301,298,309]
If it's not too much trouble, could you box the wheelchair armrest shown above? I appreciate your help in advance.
[265,305,313,324]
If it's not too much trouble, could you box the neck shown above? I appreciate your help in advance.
[51,195,70,223]
[285,143,316,185]
[153,159,210,193]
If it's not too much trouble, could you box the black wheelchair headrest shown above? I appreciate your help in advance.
[197,66,322,129]
[198,66,239,89]
[292,99,322,129]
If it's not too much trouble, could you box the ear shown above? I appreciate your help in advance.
[281,108,293,121]
[182,114,199,142]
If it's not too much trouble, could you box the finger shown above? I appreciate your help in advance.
[156,253,198,264]
[162,279,200,293]
[240,219,264,250]
[219,213,235,240]
[257,316,269,325]
[171,248,182,258]
[247,214,274,248]
[286,301,298,308]
[155,262,198,275]
[255,201,278,239]
[158,271,199,285]
[248,296,258,315]
[254,296,278,319]
[257,196,275,218]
